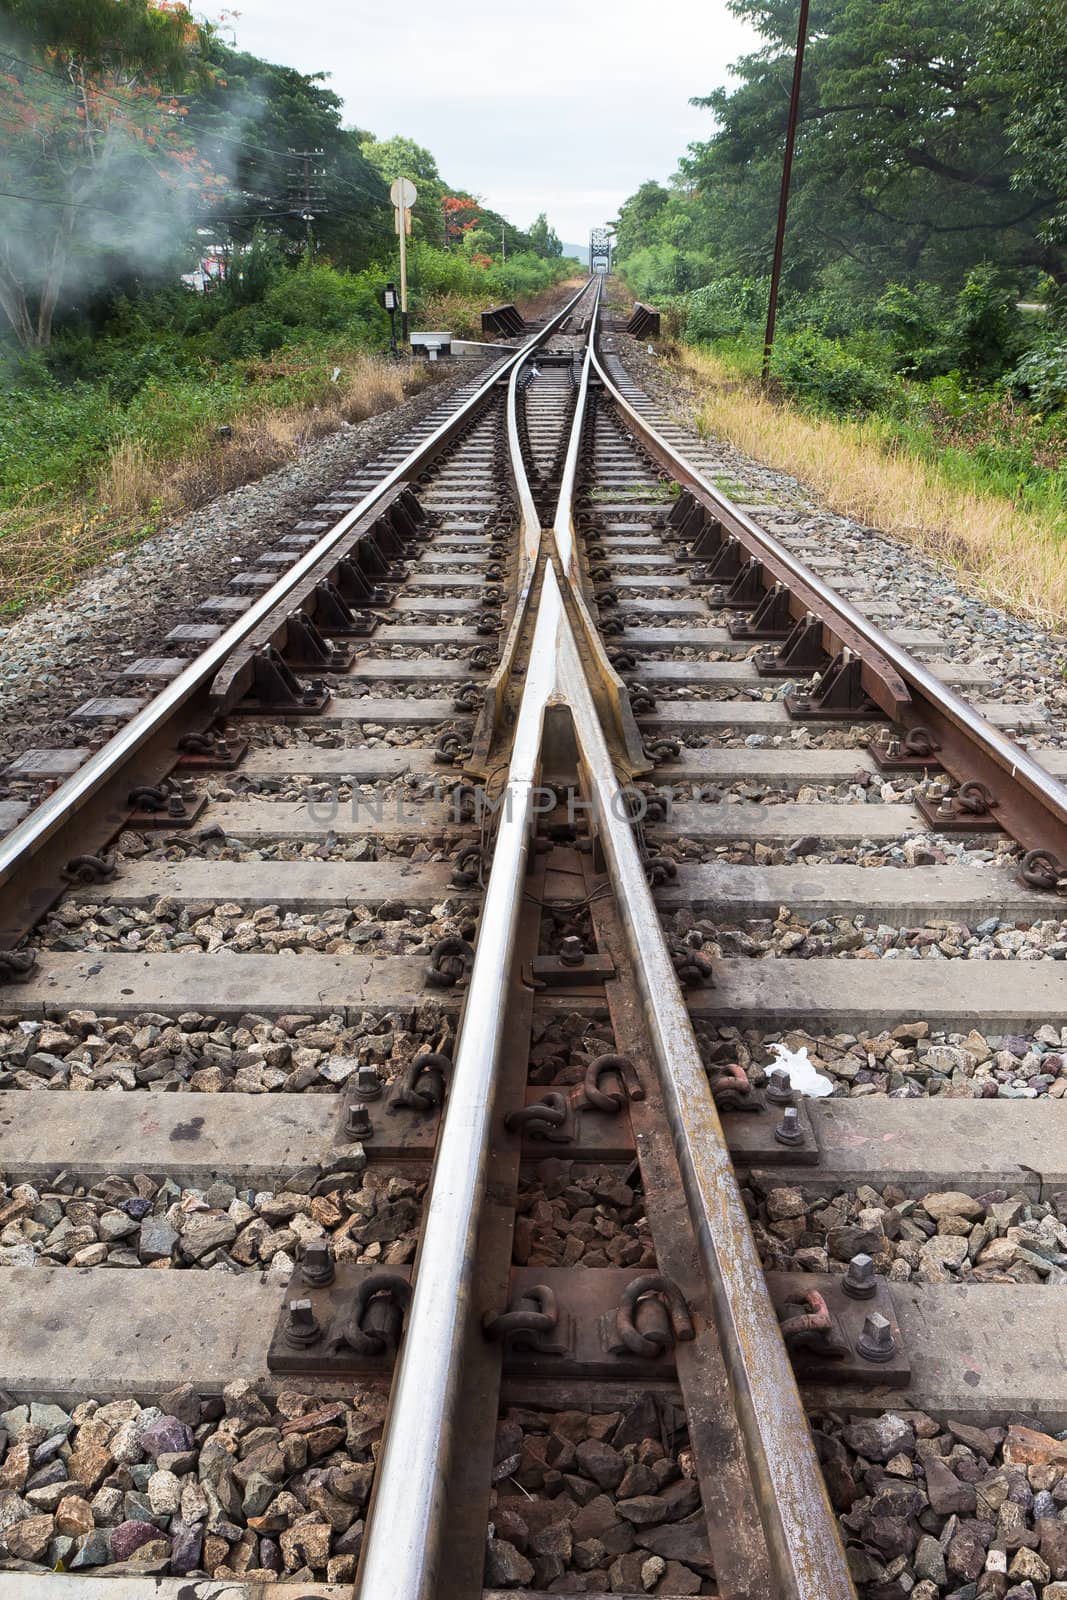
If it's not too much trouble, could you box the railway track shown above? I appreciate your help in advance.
[1,275,1067,1600]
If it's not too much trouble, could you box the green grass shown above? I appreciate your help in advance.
[0,250,577,614]
[589,482,675,502]
[683,331,1067,524]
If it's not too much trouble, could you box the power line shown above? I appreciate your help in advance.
[0,187,130,216]
[0,187,306,227]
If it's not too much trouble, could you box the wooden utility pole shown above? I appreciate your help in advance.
[761,0,811,389]
[288,148,326,258]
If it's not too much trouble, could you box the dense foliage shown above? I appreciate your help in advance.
[0,0,574,353]
[0,0,578,612]
[612,0,1067,509]
[616,0,1067,298]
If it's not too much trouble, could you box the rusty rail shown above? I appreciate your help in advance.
[591,332,1067,866]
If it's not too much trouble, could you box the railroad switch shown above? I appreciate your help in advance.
[175,730,249,770]
[231,646,330,717]
[481,1267,695,1380]
[728,580,794,641]
[126,780,207,830]
[268,1264,413,1375]
[335,1078,638,1162]
[755,611,830,678]
[269,1261,904,1386]
[524,951,617,988]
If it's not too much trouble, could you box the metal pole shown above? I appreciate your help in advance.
[761,0,811,388]
[398,195,409,345]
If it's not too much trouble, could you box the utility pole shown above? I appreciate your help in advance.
[501,222,506,264]
[761,0,811,389]
[288,148,326,257]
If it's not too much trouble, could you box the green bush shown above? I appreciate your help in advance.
[770,329,896,416]
[871,282,955,378]
[261,264,380,333]
[1006,341,1067,415]
[948,265,1026,381]
[0,375,119,500]
[207,308,290,361]
[621,244,694,302]
[684,275,769,342]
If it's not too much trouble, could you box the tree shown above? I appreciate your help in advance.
[615,0,1065,297]
[358,134,446,247]
[613,182,671,260]
[528,212,562,258]
[443,194,481,247]
[983,0,1067,247]
[0,0,226,348]
[359,134,440,186]
[187,43,391,269]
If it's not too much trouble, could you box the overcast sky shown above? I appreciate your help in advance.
[225,0,757,245]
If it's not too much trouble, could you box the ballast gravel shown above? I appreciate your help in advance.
[746,1180,1067,1286]
[0,1169,423,1276]
[816,1408,1067,1599]
[666,906,1067,963]
[0,1006,453,1093]
[488,1397,711,1594]
[0,1380,383,1581]
[514,1160,655,1271]
[698,1022,1067,1101]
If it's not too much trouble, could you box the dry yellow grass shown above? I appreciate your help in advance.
[1,354,433,614]
[676,345,1067,630]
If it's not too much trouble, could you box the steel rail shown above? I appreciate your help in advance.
[551,277,598,577]
[0,280,592,891]
[355,284,605,1599]
[351,492,564,1600]
[467,280,600,767]
[551,281,647,769]
[548,561,856,1598]
[560,303,853,1597]
[590,336,1067,854]
[356,290,854,1598]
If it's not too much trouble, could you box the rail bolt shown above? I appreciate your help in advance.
[344,1103,373,1139]
[352,1065,383,1102]
[558,936,586,966]
[284,1298,321,1346]
[774,1106,805,1147]
[842,1252,877,1300]
[857,1311,896,1363]
[301,1240,335,1287]
[765,1067,795,1106]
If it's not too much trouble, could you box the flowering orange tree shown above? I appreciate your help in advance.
[0,0,228,348]
[442,193,481,249]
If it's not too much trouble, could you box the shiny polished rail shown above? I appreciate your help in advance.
[353,278,855,1600]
